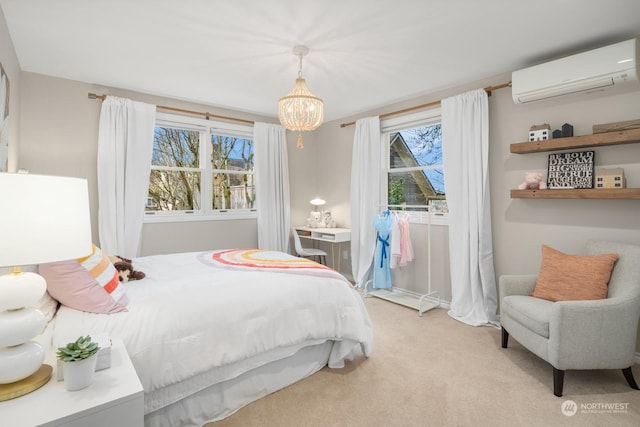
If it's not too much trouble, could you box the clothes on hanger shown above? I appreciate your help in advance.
[397,212,414,267]
[372,209,416,288]
[372,210,393,288]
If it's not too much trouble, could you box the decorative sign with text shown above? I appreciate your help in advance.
[547,151,595,189]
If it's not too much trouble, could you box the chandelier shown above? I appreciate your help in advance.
[278,46,324,149]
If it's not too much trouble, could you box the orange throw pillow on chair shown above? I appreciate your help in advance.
[531,245,618,302]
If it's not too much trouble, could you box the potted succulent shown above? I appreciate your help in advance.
[56,335,100,391]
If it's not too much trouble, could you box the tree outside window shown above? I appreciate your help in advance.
[211,134,254,210]
[148,127,201,211]
[147,120,255,218]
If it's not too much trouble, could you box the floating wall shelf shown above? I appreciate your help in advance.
[510,128,640,200]
[510,128,640,154]
[511,188,640,200]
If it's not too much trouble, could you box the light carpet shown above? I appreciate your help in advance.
[208,293,640,427]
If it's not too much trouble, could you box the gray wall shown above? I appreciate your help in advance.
[0,5,20,173]
[0,6,20,277]
[307,74,640,288]
[492,86,640,275]
[16,72,279,254]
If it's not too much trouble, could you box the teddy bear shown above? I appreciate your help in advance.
[518,171,547,190]
[109,255,146,282]
[321,210,336,228]
[306,211,322,228]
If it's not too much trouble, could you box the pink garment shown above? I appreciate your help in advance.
[397,213,414,267]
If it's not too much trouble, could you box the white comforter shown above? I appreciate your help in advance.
[52,250,374,413]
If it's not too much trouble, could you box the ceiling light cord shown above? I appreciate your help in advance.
[296,52,305,149]
[298,53,303,79]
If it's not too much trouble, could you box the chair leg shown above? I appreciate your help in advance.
[553,368,565,397]
[501,328,509,348]
[622,367,640,390]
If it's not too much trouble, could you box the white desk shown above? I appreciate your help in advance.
[294,227,351,271]
[0,338,144,427]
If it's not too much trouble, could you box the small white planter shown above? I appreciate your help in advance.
[62,354,98,391]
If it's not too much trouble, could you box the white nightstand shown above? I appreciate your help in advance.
[0,338,144,427]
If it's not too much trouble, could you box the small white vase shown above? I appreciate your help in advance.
[62,354,98,391]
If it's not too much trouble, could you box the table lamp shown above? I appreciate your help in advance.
[0,173,92,401]
[310,197,326,211]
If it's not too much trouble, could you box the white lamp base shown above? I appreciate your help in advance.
[0,270,47,311]
[0,308,46,347]
[0,364,52,401]
[0,270,49,399]
[0,340,46,383]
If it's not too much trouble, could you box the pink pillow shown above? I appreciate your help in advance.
[39,259,128,314]
[35,291,59,323]
[78,244,127,303]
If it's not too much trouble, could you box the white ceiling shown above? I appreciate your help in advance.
[2,0,640,122]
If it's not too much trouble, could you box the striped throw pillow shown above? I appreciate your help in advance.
[78,244,126,304]
[39,244,128,314]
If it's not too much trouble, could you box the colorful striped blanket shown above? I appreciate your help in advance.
[202,249,350,283]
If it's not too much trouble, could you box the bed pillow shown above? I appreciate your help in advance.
[34,290,59,323]
[38,245,128,314]
[531,245,618,302]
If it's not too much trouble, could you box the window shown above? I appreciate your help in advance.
[211,133,255,210]
[145,113,255,222]
[382,109,446,223]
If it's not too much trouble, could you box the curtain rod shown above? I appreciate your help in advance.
[339,81,511,128]
[87,93,255,125]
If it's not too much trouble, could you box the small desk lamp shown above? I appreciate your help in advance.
[310,198,326,211]
[0,173,92,401]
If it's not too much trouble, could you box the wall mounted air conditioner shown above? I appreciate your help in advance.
[512,38,639,104]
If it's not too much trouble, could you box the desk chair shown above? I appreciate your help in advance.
[291,228,327,265]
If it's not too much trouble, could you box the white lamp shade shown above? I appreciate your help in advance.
[0,173,93,266]
[0,341,45,384]
[0,308,45,347]
[310,198,326,206]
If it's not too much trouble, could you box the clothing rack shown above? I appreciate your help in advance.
[363,204,441,316]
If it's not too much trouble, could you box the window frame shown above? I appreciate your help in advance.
[144,113,256,223]
[380,108,448,226]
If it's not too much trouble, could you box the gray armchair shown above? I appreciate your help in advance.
[499,240,640,396]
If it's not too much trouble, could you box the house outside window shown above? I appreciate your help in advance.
[381,109,447,224]
[145,113,255,223]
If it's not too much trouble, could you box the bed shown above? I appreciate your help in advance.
[39,248,374,426]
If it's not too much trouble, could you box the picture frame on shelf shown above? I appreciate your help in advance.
[547,151,595,189]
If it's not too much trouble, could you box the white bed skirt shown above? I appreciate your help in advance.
[144,340,334,427]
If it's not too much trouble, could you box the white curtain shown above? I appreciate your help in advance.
[97,96,156,258]
[254,122,290,252]
[350,116,381,288]
[441,89,499,327]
